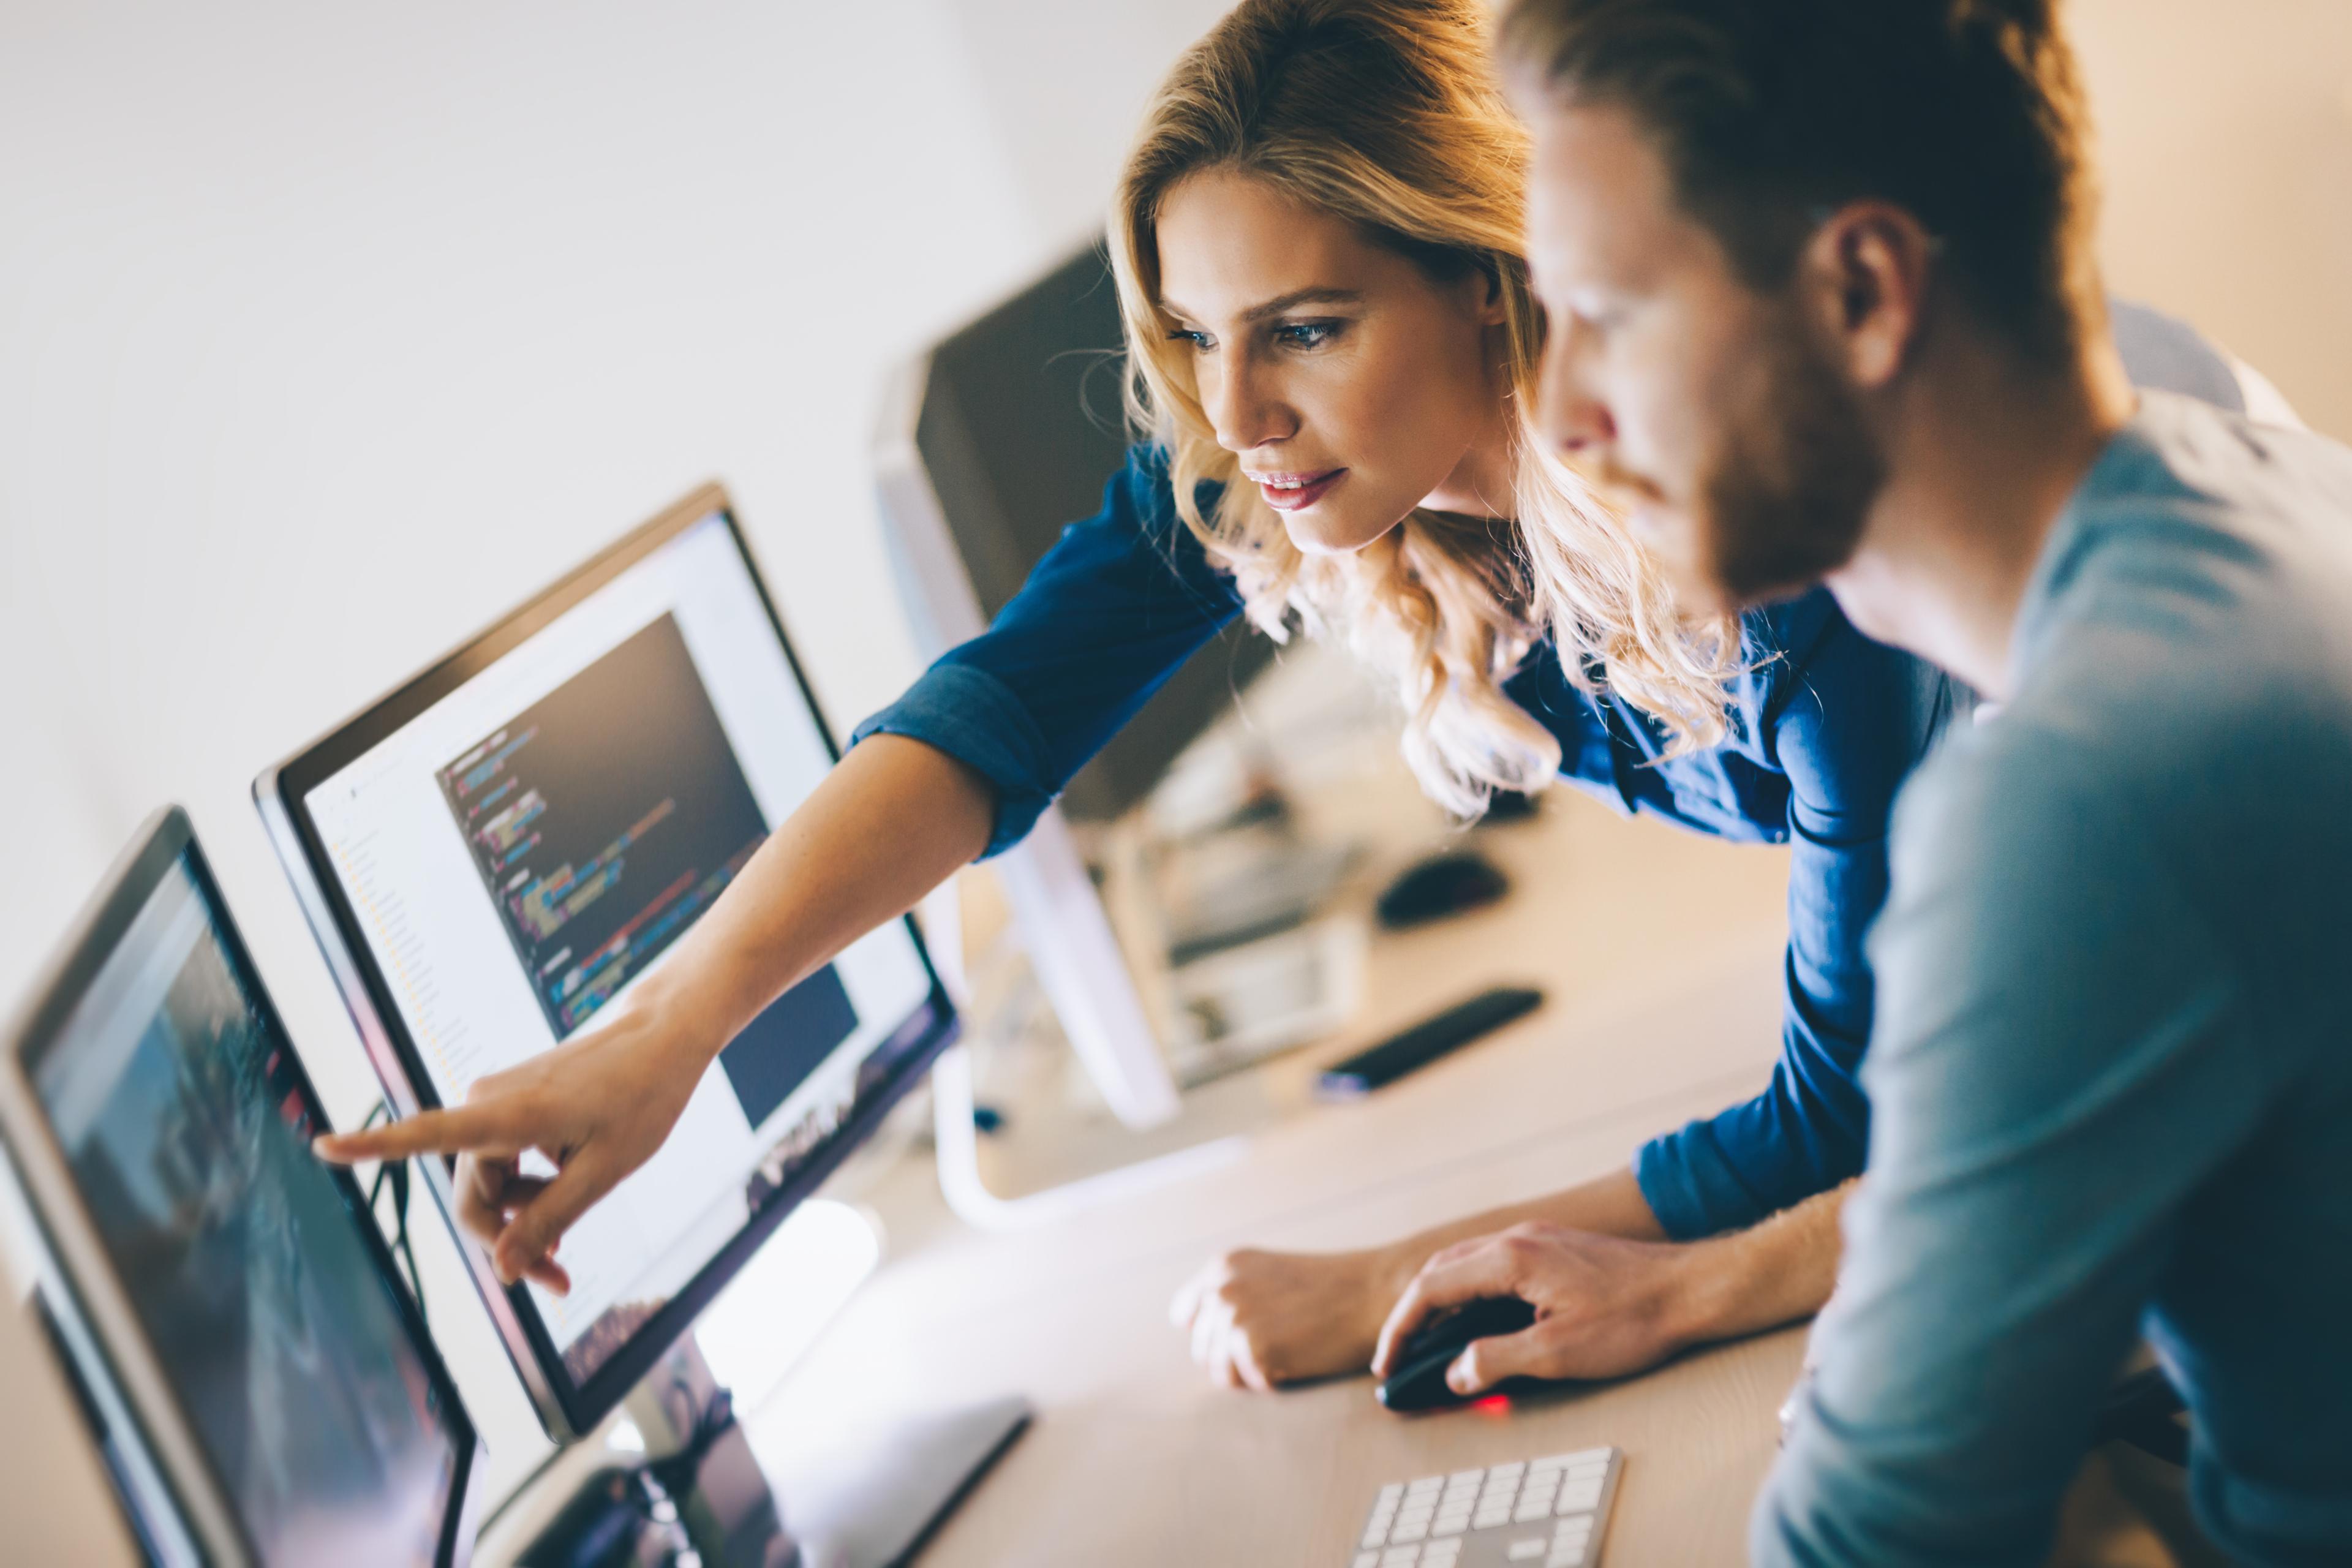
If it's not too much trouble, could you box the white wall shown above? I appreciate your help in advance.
[939,0,1231,248]
[2076,0,2352,440]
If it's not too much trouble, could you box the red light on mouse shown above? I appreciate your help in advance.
[1474,1395,1513,1416]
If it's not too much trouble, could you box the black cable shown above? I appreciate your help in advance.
[357,1101,428,1328]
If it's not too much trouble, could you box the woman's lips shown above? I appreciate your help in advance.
[1253,468,1346,512]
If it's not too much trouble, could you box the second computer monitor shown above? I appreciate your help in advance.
[255,485,959,1440]
[0,807,484,1567]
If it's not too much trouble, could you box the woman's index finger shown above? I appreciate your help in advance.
[311,1102,519,1165]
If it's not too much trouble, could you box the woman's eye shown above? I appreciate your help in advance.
[1169,328,1213,351]
[1275,321,1338,349]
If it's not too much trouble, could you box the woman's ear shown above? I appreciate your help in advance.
[1478,263,1510,327]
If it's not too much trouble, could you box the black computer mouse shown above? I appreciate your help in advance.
[1376,1296,1539,1412]
[1376,850,1509,929]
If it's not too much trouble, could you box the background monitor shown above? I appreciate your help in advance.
[883,241,1273,823]
[0,807,484,1567]
[254,484,960,1441]
[874,242,1276,1130]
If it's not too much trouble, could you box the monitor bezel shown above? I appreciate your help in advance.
[0,805,486,1568]
[252,481,961,1441]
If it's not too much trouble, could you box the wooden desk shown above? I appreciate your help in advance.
[731,791,1804,1564]
[475,783,1805,1564]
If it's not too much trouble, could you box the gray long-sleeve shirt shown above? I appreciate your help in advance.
[1755,391,2352,1567]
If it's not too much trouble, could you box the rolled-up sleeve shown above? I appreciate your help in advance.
[851,445,1246,858]
[1634,609,1957,1238]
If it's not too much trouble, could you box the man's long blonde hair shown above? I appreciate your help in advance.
[1109,0,1740,815]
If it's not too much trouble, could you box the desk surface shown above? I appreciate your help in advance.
[737,786,1803,1566]
[475,777,1803,1565]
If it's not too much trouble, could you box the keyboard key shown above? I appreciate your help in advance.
[1545,1549,1587,1568]
[1408,1476,1446,1494]
[1538,1449,1611,1470]
[1432,1517,1469,1537]
[1352,1556,1378,1568]
[1393,1520,1429,1544]
[1557,1478,1604,1513]
[1381,1550,1420,1568]
[1363,1525,1390,1550]
[1377,1483,1405,1506]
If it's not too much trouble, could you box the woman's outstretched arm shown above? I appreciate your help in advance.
[314,733,991,1291]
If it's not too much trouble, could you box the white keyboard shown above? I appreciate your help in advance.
[1349,1447,1622,1568]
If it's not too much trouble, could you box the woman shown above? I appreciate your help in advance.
[320,0,2231,1392]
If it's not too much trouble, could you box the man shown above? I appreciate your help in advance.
[1376,1,2352,1562]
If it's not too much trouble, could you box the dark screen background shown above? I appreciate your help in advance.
[435,612,772,1039]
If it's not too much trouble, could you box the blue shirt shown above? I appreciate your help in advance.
[852,305,2242,1243]
[1755,394,2352,1566]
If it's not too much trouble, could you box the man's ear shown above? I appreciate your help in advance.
[1798,202,1935,390]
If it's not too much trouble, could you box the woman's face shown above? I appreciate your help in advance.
[1155,168,1513,553]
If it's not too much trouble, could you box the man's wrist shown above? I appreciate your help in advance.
[1649,1234,1744,1351]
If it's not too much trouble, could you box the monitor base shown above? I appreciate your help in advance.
[595,1335,1030,1568]
[772,1392,1033,1568]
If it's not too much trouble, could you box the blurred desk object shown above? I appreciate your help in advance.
[740,773,1804,1562]
[944,651,1797,1210]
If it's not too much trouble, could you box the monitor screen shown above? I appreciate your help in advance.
[25,845,470,1567]
[268,497,949,1425]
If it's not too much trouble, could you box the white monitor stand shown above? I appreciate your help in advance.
[873,362,1181,1134]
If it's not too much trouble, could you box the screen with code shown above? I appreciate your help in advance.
[299,513,930,1387]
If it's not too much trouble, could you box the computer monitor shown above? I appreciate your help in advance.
[880,241,1274,822]
[874,242,1276,1130]
[254,484,960,1442]
[0,807,486,1567]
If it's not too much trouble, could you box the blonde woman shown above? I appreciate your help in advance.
[321,0,2247,1393]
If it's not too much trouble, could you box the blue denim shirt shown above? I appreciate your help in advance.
[1755,395,2352,1567]
[855,443,1956,1240]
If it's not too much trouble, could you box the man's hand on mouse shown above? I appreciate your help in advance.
[1371,1222,1706,1398]
[1170,1245,1417,1390]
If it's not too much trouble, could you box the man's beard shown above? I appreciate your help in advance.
[1699,313,1887,607]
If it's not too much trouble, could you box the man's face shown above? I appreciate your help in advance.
[1522,102,1884,611]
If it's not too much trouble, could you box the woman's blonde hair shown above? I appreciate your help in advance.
[1109,0,1742,815]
